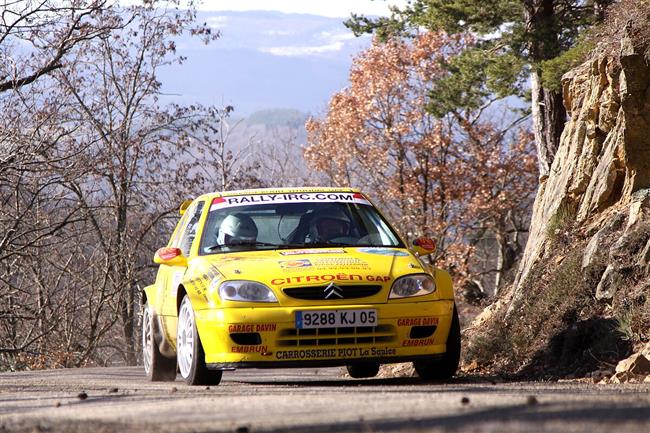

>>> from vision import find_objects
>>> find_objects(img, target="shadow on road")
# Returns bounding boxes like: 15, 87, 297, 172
208, 401, 650, 433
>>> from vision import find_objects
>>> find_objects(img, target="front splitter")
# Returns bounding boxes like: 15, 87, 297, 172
207, 354, 444, 370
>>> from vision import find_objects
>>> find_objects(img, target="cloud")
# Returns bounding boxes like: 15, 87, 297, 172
259, 42, 345, 56
318, 31, 356, 42
205, 15, 229, 28
263, 29, 294, 36
257, 27, 368, 57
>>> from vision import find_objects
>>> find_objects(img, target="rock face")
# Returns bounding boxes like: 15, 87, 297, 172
511, 32, 650, 305
465, 7, 650, 379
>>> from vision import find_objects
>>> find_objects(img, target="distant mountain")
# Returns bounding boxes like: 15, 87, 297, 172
157, 11, 369, 115
247, 109, 309, 128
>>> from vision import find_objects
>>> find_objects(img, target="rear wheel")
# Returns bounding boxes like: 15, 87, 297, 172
346, 362, 380, 378
414, 305, 461, 381
177, 295, 223, 386
142, 301, 177, 381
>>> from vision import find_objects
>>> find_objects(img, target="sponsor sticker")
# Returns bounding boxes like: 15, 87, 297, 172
228, 323, 277, 333
402, 338, 435, 347
217, 255, 269, 263
358, 248, 409, 257
279, 249, 345, 256
275, 347, 397, 360
270, 273, 390, 285
278, 259, 312, 269
190, 265, 223, 295
232, 345, 269, 354
211, 192, 370, 211
280, 257, 370, 273
397, 317, 439, 327
313, 257, 369, 268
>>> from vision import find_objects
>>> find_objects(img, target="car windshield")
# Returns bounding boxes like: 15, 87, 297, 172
199, 192, 403, 254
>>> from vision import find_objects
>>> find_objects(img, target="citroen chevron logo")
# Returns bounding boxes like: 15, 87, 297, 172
323, 282, 344, 299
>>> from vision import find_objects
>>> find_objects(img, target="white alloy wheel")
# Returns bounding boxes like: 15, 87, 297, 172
175, 295, 223, 385
141, 300, 176, 381
177, 296, 195, 380
142, 306, 154, 376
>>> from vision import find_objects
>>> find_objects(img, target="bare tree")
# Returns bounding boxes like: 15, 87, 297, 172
253, 125, 314, 187
0, 1, 225, 369
0, 0, 127, 365
0, 0, 121, 93
52, 2, 216, 365
178, 105, 265, 192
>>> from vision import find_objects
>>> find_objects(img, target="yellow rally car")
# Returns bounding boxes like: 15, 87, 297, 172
141, 187, 460, 385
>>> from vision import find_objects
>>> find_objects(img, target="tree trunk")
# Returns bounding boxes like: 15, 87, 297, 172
495, 229, 519, 295
530, 71, 565, 179
524, 0, 566, 179
494, 231, 505, 294
116, 157, 137, 366
121, 286, 136, 366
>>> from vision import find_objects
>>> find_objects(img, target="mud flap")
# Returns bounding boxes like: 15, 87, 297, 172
152, 312, 176, 359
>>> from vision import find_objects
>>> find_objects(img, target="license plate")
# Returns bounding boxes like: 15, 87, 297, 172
295, 309, 377, 329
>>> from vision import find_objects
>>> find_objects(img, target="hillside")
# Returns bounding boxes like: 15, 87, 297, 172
465, 1, 650, 382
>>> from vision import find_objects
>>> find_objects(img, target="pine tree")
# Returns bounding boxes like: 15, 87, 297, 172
346, 0, 613, 179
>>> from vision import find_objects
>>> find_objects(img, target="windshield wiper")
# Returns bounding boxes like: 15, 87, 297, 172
304, 241, 349, 247
206, 241, 355, 252
205, 242, 283, 251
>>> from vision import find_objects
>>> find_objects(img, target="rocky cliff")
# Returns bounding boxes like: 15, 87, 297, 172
512, 31, 650, 304
466, 24, 650, 379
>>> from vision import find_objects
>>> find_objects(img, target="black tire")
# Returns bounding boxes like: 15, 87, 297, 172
414, 305, 461, 381
142, 301, 177, 382
177, 296, 223, 386
346, 362, 380, 378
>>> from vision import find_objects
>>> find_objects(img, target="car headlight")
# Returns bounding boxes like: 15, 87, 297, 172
389, 275, 436, 299
218, 280, 278, 303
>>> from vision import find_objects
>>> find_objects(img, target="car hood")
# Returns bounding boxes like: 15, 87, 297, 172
206, 247, 424, 295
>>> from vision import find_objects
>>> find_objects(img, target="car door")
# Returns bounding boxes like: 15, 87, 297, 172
160, 200, 205, 318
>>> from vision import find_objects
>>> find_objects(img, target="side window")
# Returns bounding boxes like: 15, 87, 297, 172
168, 210, 191, 248
177, 201, 205, 256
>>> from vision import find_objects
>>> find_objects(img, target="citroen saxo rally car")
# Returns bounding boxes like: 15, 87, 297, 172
142, 187, 460, 385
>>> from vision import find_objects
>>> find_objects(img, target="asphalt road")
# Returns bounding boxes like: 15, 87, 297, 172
0, 367, 649, 433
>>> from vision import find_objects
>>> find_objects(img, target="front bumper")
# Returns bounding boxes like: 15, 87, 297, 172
194, 300, 455, 367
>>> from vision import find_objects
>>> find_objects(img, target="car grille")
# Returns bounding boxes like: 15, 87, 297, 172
283, 284, 382, 300
276, 325, 396, 347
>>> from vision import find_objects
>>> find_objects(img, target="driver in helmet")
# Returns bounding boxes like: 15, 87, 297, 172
217, 213, 258, 247
309, 208, 352, 242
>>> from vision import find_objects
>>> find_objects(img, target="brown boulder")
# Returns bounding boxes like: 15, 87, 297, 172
642, 342, 650, 358
615, 353, 650, 375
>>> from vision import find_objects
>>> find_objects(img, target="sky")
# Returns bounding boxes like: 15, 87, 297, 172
152, 1, 411, 115
195, 0, 409, 18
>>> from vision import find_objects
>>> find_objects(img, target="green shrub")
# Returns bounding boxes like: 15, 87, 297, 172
541, 39, 595, 93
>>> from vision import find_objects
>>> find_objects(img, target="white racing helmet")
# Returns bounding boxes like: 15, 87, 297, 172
217, 213, 258, 245
309, 207, 352, 242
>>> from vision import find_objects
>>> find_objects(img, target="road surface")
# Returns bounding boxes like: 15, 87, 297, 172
0, 367, 649, 432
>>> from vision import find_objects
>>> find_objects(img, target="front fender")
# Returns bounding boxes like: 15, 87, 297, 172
434, 268, 455, 300
143, 284, 158, 311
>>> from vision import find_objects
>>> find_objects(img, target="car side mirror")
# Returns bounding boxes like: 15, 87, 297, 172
154, 247, 188, 267
412, 237, 436, 256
